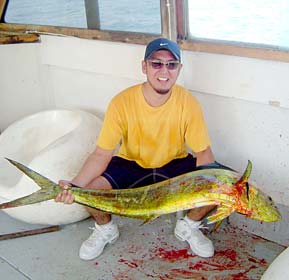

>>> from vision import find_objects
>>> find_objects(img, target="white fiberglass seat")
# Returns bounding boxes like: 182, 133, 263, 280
0, 109, 102, 225
261, 246, 289, 280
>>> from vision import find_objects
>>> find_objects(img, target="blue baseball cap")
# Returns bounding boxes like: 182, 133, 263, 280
144, 38, 181, 62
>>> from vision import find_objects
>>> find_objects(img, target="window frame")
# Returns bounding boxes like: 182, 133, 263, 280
179, 0, 289, 63
1, 0, 289, 62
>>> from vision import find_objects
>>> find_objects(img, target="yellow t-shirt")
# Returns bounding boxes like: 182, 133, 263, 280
97, 84, 211, 168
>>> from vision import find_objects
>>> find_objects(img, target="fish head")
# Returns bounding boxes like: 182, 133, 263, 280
238, 181, 281, 222
232, 160, 281, 222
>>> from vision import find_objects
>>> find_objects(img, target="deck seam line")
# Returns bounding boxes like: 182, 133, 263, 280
0, 255, 32, 279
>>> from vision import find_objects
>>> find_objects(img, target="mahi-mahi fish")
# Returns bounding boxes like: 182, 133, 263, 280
0, 158, 281, 224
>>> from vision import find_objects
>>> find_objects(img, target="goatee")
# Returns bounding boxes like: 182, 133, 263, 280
155, 89, 170, 95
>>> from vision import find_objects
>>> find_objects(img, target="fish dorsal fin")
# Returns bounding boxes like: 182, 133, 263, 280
236, 160, 252, 185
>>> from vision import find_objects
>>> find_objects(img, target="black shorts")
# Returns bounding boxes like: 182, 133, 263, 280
102, 154, 197, 189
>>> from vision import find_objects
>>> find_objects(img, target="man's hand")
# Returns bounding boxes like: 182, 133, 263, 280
55, 180, 75, 204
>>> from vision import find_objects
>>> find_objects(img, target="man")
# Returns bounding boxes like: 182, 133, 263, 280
56, 37, 217, 260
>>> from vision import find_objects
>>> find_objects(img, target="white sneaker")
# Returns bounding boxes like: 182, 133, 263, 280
174, 216, 214, 258
79, 220, 119, 260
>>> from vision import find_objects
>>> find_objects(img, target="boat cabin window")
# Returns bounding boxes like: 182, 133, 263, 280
5, 0, 88, 28
98, 1, 161, 34
1, 0, 289, 62
187, 0, 289, 49
4, 0, 161, 34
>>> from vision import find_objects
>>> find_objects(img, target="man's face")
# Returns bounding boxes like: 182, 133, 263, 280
142, 50, 182, 95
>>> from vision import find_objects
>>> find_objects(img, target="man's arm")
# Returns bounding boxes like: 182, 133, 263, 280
195, 146, 214, 167
71, 146, 115, 187
195, 146, 234, 171
55, 146, 114, 203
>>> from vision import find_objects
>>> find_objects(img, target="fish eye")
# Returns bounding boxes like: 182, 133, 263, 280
268, 196, 273, 201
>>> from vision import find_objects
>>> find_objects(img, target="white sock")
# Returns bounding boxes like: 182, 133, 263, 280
183, 215, 202, 226
95, 219, 114, 229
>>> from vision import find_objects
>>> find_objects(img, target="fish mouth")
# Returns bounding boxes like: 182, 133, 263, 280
269, 210, 282, 222
251, 209, 282, 222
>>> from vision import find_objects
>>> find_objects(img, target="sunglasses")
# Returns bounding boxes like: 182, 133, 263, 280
147, 59, 180, 70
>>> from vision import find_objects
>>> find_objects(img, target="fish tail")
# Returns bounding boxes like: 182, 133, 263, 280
0, 189, 56, 209
0, 158, 61, 209
5, 158, 59, 190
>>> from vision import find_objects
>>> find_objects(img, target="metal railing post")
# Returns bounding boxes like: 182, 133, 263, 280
84, 0, 100, 29
160, 0, 177, 41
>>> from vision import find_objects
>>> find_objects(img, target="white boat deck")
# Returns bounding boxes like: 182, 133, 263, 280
0, 210, 285, 280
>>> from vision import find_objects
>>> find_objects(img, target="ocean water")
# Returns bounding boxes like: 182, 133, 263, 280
188, 0, 289, 48
5, 0, 289, 48
5, 0, 162, 34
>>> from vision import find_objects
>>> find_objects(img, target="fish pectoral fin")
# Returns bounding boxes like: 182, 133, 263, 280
204, 205, 235, 225
139, 215, 160, 225
210, 220, 223, 232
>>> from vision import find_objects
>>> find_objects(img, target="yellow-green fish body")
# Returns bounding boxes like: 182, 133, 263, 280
0, 159, 281, 224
